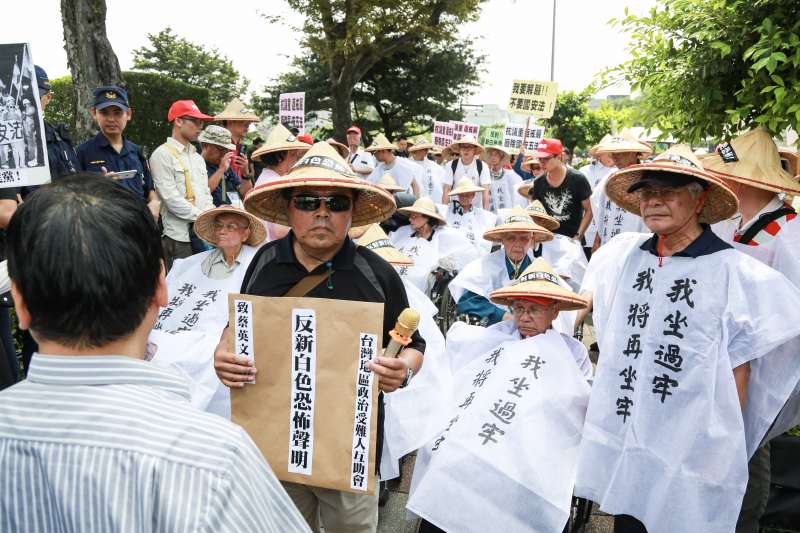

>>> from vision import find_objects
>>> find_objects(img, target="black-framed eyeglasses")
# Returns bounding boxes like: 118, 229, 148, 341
292, 195, 352, 212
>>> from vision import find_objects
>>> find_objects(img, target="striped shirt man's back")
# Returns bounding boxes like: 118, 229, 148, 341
0, 354, 310, 533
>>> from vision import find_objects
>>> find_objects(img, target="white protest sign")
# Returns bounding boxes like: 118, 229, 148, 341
502, 123, 545, 152
450, 120, 480, 141
0, 43, 49, 187
432, 120, 453, 148
279, 92, 305, 134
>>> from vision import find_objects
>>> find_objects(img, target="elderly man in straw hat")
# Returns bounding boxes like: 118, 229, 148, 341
484, 145, 526, 213
365, 133, 421, 196
149, 205, 266, 417
253, 123, 311, 187
448, 207, 553, 327
215, 98, 260, 182
408, 258, 592, 533
589, 130, 652, 252
574, 145, 800, 533
213, 141, 425, 533
445, 178, 499, 254
700, 128, 800, 533
409, 136, 445, 202
441, 134, 491, 208
198, 125, 250, 207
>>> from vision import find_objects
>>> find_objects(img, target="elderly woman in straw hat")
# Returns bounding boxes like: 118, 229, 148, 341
588, 130, 652, 252
448, 207, 556, 328
441, 134, 491, 208
407, 258, 592, 533
389, 196, 474, 292
483, 145, 526, 213
148, 205, 266, 417
445, 177, 500, 254
409, 136, 445, 201
252, 123, 311, 187
215, 141, 425, 532
365, 133, 421, 196
573, 145, 800, 533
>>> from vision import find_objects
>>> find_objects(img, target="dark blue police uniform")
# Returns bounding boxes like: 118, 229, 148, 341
75, 86, 153, 200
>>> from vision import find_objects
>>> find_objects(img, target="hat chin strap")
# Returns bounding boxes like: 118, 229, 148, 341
655, 190, 708, 267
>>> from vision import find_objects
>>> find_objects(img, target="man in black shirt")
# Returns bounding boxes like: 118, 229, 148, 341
529, 138, 593, 241
213, 141, 423, 533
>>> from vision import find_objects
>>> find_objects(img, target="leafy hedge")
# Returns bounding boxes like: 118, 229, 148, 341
44, 71, 211, 154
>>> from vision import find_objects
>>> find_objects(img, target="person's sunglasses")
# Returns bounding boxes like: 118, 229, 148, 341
292, 195, 352, 212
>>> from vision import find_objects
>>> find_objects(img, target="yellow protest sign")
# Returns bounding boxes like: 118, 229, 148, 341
508, 80, 559, 118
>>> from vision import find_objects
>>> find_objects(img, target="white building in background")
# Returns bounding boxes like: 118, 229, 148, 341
463, 104, 508, 126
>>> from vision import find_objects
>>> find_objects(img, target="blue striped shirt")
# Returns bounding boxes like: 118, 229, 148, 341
0, 354, 310, 533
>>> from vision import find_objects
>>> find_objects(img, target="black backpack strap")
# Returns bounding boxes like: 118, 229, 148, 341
451, 159, 458, 174
476, 158, 483, 174
243, 245, 278, 293
353, 250, 386, 300
738, 207, 796, 245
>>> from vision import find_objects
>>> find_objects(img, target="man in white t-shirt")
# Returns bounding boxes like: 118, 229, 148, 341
409, 136, 444, 201
365, 133, 421, 196
345, 125, 376, 178
441, 134, 491, 208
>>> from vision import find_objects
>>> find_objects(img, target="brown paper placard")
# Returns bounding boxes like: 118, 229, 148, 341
229, 294, 383, 495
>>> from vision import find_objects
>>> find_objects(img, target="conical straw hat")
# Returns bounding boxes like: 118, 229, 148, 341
589, 134, 614, 156
326, 138, 350, 159
378, 174, 405, 193
397, 196, 446, 224
244, 141, 397, 226
252, 123, 311, 160
448, 177, 486, 196
592, 129, 653, 155
490, 258, 588, 311
525, 200, 560, 231
408, 136, 434, 152
356, 224, 414, 266
448, 134, 484, 155
605, 144, 738, 224
483, 206, 553, 243
214, 98, 260, 122
365, 133, 398, 152
700, 128, 800, 196
193, 205, 267, 247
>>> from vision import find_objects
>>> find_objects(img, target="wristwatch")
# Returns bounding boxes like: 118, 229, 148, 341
400, 367, 414, 388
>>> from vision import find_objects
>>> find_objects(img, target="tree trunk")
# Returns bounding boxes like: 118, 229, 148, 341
329, 81, 353, 141
60, 0, 122, 143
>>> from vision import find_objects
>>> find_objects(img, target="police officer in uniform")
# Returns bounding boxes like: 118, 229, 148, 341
77, 86, 160, 219
35, 66, 79, 184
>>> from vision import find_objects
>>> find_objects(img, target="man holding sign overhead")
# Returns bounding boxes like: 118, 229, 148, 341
214, 141, 425, 533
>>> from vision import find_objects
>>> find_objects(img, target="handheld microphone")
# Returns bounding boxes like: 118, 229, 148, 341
383, 308, 420, 358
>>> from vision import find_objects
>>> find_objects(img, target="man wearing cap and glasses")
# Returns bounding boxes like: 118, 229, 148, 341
149, 100, 216, 270
214, 142, 425, 533
76, 86, 160, 220
575, 145, 800, 533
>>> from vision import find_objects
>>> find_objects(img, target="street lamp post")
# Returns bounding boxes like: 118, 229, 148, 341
550, 0, 556, 81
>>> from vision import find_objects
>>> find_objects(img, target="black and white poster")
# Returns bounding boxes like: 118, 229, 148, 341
0, 43, 49, 187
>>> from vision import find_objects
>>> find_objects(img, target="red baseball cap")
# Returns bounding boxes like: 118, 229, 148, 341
298, 133, 314, 145
530, 138, 564, 158
167, 100, 214, 122
346, 125, 361, 135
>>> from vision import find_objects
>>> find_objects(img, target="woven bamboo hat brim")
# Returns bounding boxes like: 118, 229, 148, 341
193, 205, 267, 247
605, 144, 738, 225
365, 133, 398, 153
408, 136, 435, 152
593, 129, 653, 155
448, 177, 486, 196
356, 224, 414, 266
778, 148, 800, 179
214, 98, 260, 122
447, 134, 484, 155
699, 128, 800, 196
521, 156, 543, 171
483, 207, 553, 243
326, 138, 350, 159
397, 196, 446, 224
442, 146, 458, 158
252, 123, 311, 161
431, 146, 443, 156
517, 180, 533, 199
589, 134, 614, 157
525, 200, 560, 231
378, 174, 405, 193
490, 258, 588, 311
243, 141, 397, 226
483, 145, 511, 164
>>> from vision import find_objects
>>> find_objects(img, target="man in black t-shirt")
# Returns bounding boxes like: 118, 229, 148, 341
528, 138, 593, 241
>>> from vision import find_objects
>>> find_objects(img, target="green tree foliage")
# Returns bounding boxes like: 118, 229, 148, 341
254, 41, 484, 141
44, 72, 211, 153
603, 0, 800, 144
274, 0, 485, 137
131, 27, 247, 112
